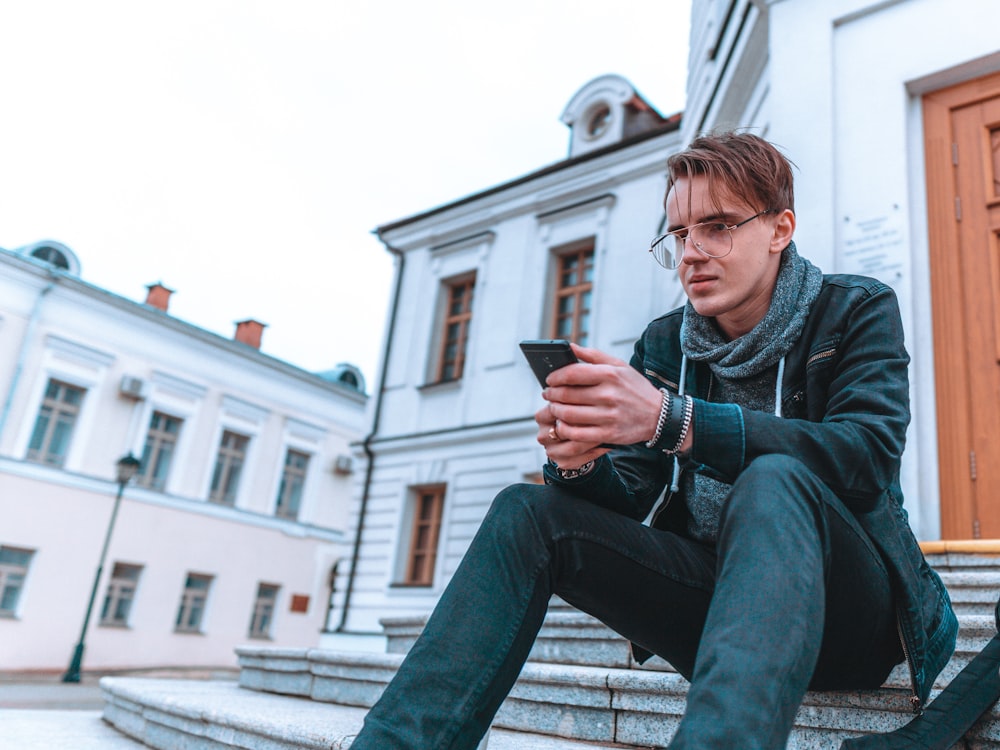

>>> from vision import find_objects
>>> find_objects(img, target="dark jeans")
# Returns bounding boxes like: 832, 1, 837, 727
351, 455, 902, 750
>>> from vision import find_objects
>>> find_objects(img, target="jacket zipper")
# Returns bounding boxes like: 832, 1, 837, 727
895, 613, 923, 713
806, 348, 836, 367
644, 368, 678, 391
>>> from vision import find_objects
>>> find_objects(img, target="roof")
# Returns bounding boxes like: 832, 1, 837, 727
375, 112, 682, 236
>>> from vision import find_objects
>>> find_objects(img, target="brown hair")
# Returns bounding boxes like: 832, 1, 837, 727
665, 131, 795, 215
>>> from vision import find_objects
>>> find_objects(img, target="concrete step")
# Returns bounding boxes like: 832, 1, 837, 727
381, 610, 995, 682
381, 552, 1000, 671
98, 552, 1000, 749
935, 569, 1000, 616
223, 649, 1000, 748
99, 677, 639, 749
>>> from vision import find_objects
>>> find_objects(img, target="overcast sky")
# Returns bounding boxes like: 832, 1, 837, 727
0, 1, 690, 388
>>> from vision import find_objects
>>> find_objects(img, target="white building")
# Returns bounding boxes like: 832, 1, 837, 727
0, 241, 367, 673
679, 0, 1000, 542
328, 75, 685, 642
330, 0, 1000, 647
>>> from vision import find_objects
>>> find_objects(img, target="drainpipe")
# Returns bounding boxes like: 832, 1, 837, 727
0, 272, 58, 446
336, 232, 405, 632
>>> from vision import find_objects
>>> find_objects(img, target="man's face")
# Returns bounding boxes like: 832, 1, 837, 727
666, 174, 792, 340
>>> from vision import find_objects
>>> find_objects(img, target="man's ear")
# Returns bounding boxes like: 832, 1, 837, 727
769, 209, 796, 253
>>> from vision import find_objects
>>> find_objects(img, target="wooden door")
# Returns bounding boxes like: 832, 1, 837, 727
923, 71, 1000, 539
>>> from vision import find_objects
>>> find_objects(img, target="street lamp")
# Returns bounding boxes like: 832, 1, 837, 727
62, 452, 141, 683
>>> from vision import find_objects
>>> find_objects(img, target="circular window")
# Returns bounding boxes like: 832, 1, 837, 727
31, 245, 70, 270
585, 104, 612, 139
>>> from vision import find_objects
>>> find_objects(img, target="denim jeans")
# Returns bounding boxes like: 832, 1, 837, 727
350, 455, 902, 750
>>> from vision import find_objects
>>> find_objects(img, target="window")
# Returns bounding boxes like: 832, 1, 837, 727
275, 449, 309, 520
26, 379, 85, 466
0, 547, 34, 616
100, 563, 142, 626
137, 411, 182, 491
30, 245, 70, 270
209, 430, 249, 505
436, 275, 475, 382
404, 486, 445, 586
551, 246, 594, 346
175, 573, 213, 633
248, 582, 280, 638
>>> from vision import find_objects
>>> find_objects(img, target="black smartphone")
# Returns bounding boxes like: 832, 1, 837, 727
519, 339, 577, 387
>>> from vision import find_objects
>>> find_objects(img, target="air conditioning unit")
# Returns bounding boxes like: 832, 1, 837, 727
332, 455, 353, 475
118, 375, 147, 400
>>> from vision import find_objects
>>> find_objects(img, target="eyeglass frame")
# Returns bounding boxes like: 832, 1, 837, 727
648, 208, 778, 270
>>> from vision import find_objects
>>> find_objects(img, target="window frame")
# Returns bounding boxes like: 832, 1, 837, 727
99, 562, 143, 627
136, 411, 183, 491
248, 582, 280, 639
175, 572, 213, 633
433, 273, 476, 383
26, 379, 86, 467
275, 448, 310, 520
549, 241, 595, 347
209, 429, 250, 505
0, 546, 35, 617
399, 485, 446, 587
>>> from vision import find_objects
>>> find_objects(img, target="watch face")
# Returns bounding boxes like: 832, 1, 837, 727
586, 104, 612, 138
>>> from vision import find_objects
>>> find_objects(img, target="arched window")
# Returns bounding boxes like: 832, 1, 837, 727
30, 245, 70, 270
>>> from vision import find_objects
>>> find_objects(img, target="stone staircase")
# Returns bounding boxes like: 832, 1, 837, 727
99, 550, 1000, 749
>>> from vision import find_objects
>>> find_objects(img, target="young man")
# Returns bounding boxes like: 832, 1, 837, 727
350, 132, 957, 749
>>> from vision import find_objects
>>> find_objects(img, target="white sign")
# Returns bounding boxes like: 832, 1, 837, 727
841, 208, 905, 281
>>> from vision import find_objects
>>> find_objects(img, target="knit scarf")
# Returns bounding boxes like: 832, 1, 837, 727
680, 241, 823, 378
678, 241, 823, 541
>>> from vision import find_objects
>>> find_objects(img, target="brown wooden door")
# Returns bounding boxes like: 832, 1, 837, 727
924, 71, 1000, 539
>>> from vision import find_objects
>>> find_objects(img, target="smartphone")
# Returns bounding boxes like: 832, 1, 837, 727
519, 339, 577, 387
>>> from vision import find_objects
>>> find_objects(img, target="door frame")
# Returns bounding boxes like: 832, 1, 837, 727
922, 70, 1000, 539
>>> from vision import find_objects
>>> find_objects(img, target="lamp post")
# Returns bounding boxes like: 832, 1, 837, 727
62, 452, 141, 683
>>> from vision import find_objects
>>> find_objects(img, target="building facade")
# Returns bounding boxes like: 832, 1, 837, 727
680, 0, 1000, 542
329, 0, 1000, 646
0, 241, 367, 672
328, 75, 685, 641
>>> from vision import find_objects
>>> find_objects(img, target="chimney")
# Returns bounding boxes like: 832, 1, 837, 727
234, 319, 267, 349
144, 282, 174, 312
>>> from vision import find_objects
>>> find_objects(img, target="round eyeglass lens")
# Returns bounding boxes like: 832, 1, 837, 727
650, 234, 683, 269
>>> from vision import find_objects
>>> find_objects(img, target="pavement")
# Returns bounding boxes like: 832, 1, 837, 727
0, 671, 234, 749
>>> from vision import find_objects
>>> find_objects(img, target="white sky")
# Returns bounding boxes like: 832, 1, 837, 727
0, 1, 690, 388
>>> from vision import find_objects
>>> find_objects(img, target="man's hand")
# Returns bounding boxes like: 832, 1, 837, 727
533, 344, 664, 466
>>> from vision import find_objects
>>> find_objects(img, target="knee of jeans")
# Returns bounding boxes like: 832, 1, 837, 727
720, 454, 820, 528
488, 483, 569, 533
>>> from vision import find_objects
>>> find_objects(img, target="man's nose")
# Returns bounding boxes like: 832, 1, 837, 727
680, 236, 705, 264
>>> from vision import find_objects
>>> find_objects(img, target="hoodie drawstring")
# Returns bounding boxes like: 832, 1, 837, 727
668, 355, 785, 494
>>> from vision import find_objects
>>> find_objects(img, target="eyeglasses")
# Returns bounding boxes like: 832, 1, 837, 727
649, 209, 777, 270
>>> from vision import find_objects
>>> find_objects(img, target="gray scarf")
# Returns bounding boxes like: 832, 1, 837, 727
680, 241, 823, 378
677, 242, 823, 541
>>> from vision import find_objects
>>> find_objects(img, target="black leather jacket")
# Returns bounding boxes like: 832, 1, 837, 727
544, 274, 957, 708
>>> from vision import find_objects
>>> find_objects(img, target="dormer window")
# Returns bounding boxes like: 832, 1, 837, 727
561, 74, 671, 158
30, 245, 70, 270
585, 103, 613, 139
15, 240, 81, 275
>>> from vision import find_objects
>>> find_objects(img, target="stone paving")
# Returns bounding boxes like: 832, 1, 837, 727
2, 709, 148, 749
0, 674, 144, 749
